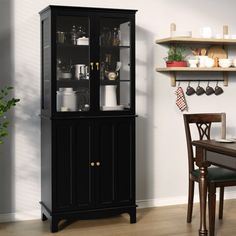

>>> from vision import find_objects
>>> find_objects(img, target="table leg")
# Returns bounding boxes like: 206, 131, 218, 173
198, 166, 208, 236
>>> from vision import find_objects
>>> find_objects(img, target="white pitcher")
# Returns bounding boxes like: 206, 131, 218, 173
104, 85, 117, 107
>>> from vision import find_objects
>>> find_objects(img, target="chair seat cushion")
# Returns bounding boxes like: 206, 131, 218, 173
192, 167, 236, 183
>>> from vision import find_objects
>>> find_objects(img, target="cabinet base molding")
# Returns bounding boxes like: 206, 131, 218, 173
40, 202, 136, 233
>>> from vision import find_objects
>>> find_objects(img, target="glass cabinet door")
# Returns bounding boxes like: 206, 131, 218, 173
99, 18, 131, 111
56, 16, 90, 112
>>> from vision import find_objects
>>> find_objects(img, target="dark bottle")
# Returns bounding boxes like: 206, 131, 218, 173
112, 28, 120, 46
71, 25, 77, 45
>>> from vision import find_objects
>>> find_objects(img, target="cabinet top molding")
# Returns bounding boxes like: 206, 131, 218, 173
156, 37, 236, 45
39, 5, 138, 15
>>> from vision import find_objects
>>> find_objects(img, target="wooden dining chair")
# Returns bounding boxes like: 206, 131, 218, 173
183, 113, 236, 236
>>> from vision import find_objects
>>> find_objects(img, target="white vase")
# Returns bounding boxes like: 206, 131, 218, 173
104, 85, 117, 107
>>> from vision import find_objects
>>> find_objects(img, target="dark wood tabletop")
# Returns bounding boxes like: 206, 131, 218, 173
192, 140, 236, 158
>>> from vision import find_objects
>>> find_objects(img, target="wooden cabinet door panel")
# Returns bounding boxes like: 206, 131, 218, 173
116, 120, 134, 204
95, 118, 135, 207
74, 120, 95, 209
96, 121, 115, 206
53, 121, 74, 211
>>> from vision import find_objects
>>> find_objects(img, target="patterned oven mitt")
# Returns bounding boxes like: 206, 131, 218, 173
175, 86, 188, 112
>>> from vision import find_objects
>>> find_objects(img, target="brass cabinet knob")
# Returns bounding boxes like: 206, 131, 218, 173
90, 62, 94, 71
95, 62, 99, 70
90, 162, 95, 167
96, 161, 100, 166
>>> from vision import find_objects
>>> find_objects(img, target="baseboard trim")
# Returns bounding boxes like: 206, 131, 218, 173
137, 190, 236, 209
1, 191, 236, 222
0, 210, 40, 223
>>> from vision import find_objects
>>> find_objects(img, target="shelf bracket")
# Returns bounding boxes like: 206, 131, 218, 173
223, 72, 228, 86
223, 25, 229, 37
170, 23, 176, 37
170, 72, 176, 86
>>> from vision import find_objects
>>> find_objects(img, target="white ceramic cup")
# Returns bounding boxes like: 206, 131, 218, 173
205, 58, 214, 68
233, 59, 236, 67
223, 34, 230, 39
198, 56, 208, 67
75, 64, 85, 80
61, 106, 69, 111
200, 27, 212, 38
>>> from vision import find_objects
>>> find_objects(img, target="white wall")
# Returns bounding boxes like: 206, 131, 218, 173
1, 0, 236, 221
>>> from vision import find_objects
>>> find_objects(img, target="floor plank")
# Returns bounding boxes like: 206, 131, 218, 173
1, 200, 236, 235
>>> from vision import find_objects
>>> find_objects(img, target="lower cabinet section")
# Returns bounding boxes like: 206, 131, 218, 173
41, 117, 136, 232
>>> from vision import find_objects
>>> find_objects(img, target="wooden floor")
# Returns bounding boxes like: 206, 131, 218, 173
1, 200, 236, 236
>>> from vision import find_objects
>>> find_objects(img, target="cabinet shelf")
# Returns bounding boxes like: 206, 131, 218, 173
101, 45, 130, 49
100, 80, 130, 85
57, 79, 89, 88
57, 43, 89, 48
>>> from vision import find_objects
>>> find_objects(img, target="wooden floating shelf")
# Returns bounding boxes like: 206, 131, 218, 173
155, 67, 236, 87
155, 24, 236, 87
156, 37, 236, 45
156, 67, 236, 72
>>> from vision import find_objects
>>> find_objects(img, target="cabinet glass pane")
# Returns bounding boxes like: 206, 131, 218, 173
99, 18, 131, 111
56, 16, 90, 112
42, 18, 51, 110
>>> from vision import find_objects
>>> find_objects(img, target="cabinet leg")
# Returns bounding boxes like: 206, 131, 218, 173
41, 213, 48, 221
50, 218, 59, 233
129, 208, 137, 224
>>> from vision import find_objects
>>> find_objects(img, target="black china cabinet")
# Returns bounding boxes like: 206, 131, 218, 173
39, 5, 137, 232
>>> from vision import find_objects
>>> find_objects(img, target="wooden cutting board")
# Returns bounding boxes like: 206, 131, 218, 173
207, 46, 227, 59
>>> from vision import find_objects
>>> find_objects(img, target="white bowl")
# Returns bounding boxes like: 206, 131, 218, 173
233, 59, 236, 67
205, 58, 214, 68
188, 59, 198, 68
219, 59, 232, 68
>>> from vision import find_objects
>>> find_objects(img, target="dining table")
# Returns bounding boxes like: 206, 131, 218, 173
192, 139, 236, 236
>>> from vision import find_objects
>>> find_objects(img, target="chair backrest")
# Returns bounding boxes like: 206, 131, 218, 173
183, 113, 226, 173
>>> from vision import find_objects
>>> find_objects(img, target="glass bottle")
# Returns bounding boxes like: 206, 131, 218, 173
71, 25, 77, 45
112, 28, 120, 46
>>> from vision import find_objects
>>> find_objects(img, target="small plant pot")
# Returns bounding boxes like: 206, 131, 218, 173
166, 61, 187, 67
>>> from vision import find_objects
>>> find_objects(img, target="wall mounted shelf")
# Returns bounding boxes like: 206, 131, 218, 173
156, 24, 236, 86
156, 67, 234, 86
156, 67, 236, 72
156, 37, 236, 45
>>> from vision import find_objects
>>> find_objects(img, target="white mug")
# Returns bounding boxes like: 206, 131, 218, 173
200, 27, 212, 38
75, 64, 85, 80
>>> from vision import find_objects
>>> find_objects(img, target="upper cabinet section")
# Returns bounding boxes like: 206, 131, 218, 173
56, 16, 91, 112
40, 6, 137, 117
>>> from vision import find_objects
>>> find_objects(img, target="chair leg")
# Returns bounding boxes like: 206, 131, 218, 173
219, 186, 224, 220
187, 179, 194, 223
208, 184, 216, 236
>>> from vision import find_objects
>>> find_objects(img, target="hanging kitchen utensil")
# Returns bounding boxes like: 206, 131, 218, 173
186, 81, 196, 96
196, 81, 205, 96
175, 83, 188, 112
205, 81, 215, 96
215, 81, 224, 95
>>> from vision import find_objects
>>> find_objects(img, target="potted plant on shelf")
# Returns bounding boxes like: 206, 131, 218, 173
0, 87, 20, 144
164, 46, 187, 67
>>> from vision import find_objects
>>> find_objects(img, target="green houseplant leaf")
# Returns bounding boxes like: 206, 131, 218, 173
0, 87, 20, 144
164, 45, 186, 62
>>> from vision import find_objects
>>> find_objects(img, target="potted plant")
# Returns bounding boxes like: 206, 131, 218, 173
0, 87, 20, 144
164, 46, 187, 67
